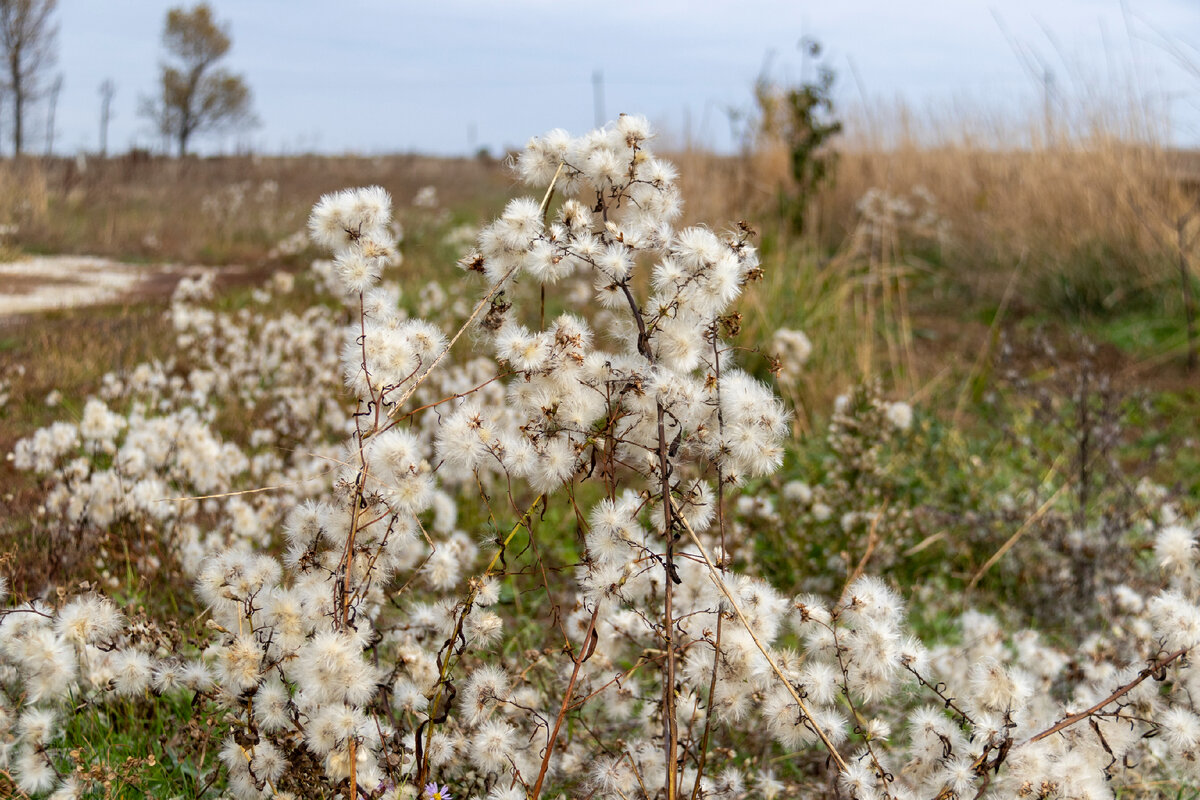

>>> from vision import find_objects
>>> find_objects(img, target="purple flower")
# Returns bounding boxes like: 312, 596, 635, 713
424, 782, 453, 800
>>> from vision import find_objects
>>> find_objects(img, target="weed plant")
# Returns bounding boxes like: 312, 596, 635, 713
1, 119, 1200, 800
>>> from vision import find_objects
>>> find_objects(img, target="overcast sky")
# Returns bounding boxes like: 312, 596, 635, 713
35, 0, 1200, 156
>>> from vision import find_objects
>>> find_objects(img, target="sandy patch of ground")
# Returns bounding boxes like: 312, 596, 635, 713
0, 255, 241, 317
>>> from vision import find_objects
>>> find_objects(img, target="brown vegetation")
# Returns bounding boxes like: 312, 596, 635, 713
0, 152, 513, 266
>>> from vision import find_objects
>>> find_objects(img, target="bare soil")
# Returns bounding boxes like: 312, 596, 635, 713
0, 255, 246, 321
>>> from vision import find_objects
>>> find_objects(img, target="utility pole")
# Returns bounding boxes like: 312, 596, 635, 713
99, 78, 115, 157
44, 72, 62, 156
592, 69, 605, 128
1042, 67, 1056, 145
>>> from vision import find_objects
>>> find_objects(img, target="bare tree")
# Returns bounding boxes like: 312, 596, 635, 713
98, 78, 115, 156
0, 0, 58, 156
139, 3, 255, 157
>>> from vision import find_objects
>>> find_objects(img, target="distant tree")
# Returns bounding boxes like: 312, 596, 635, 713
139, 3, 255, 157
780, 39, 841, 234
753, 37, 843, 234
0, 0, 59, 156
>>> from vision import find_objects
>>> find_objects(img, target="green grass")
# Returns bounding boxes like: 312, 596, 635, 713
59, 691, 230, 799
1087, 307, 1192, 359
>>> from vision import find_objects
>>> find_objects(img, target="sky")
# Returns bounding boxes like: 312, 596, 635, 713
26, 0, 1200, 157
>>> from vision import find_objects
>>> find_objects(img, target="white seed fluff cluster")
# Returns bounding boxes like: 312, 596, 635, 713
771, 327, 813, 383
4, 119, 1200, 800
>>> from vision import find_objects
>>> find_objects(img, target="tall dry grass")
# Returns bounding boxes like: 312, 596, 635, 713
822, 143, 1192, 309
0, 153, 514, 266
683, 107, 1198, 304
670, 74, 1200, 412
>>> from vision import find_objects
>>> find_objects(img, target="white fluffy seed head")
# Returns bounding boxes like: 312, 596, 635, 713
1157, 525, 1197, 574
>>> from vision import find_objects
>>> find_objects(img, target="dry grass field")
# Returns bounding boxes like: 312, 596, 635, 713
0, 128, 1195, 499
0, 111, 1198, 798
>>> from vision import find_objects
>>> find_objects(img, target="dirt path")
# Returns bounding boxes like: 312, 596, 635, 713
0, 255, 246, 318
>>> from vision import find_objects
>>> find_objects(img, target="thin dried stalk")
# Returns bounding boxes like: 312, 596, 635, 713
670, 498, 849, 774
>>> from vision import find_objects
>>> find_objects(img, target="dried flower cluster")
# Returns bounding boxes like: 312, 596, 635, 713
3, 118, 1200, 800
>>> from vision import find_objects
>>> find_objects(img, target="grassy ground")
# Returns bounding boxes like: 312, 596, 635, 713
0, 153, 514, 267
1, 143, 1196, 564
0, 142, 1197, 797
